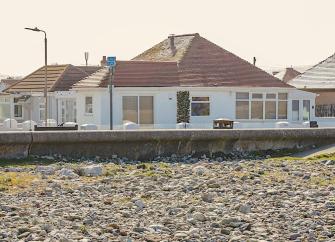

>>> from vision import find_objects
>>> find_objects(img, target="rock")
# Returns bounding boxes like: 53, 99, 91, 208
201, 192, 215, 203
192, 212, 207, 222
325, 160, 335, 165
238, 204, 251, 214
192, 166, 207, 176
134, 199, 146, 210
36, 166, 56, 175
57, 168, 79, 179
289, 233, 301, 240
79, 165, 103, 177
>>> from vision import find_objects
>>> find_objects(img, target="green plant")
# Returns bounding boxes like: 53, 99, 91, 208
177, 91, 190, 123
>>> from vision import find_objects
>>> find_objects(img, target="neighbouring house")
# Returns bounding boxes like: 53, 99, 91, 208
274, 67, 301, 83
288, 53, 335, 118
3, 65, 100, 124
73, 33, 316, 129
0, 77, 21, 92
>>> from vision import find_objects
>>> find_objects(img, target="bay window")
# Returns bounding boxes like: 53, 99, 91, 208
265, 94, 276, 119
191, 97, 210, 116
278, 93, 288, 119
235, 92, 288, 120
236, 92, 249, 119
251, 93, 263, 119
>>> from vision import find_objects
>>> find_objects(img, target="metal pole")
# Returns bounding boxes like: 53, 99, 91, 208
44, 32, 48, 127
109, 66, 114, 130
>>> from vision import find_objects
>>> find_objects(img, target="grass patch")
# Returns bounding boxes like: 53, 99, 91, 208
0, 157, 56, 168
0, 172, 38, 191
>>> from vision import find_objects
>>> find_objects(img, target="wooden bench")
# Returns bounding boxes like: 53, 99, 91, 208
213, 118, 234, 129
34, 125, 78, 131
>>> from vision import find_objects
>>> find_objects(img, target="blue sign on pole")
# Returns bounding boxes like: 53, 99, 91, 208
107, 56, 116, 67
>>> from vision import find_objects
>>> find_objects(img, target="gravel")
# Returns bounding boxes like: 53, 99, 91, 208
0, 157, 334, 241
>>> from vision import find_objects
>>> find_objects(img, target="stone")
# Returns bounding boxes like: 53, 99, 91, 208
57, 168, 79, 179
238, 204, 251, 214
201, 192, 215, 203
79, 165, 103, 177
36, 166, 56, 175
192, 212, 207, 222
192, 166, 207, 176
134, 199, 146, 210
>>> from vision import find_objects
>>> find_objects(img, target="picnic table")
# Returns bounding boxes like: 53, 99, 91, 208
213, 118, 234, 129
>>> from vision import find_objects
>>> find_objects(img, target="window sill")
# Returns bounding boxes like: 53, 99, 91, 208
84, 113, 94, 116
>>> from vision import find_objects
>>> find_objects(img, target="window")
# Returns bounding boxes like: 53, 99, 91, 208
278, 93, 288, 119
191, 97, 210, 116
0, 97, 10, 120
236, 92, 249, 119
251, 93, 263, 119
85, 96, 93, 114
39, 104, 45, 121
14, 98, 23, 118
265, 94, 276, 119
122, 96, 154, 125
292, 100, 299, 121
303, 100, 310, 121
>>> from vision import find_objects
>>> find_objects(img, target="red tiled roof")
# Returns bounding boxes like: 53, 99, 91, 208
275, 67, 301, 83
74, 61, 179, 88
134, 34, 293, 88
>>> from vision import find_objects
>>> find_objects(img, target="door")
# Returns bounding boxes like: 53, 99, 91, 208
60, 99, 77, 123
303, 100, 310, 121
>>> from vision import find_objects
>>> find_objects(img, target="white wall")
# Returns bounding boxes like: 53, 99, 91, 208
75, 87, 317, 130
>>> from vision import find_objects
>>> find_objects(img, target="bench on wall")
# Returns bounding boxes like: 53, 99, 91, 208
34, 125, 78, 131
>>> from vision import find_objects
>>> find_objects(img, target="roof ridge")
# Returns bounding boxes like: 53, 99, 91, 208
49, 64, 71, 92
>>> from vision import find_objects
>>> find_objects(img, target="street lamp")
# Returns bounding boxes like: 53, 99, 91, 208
25, 27, 48, 126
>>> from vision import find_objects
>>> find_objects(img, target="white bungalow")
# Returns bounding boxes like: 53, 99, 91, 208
73, 33, 317, 129
3, 65, 99, 126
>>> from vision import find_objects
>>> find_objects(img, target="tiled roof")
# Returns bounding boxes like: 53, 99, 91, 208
275, 67, 301, 83
134, 34, 292, 88
5, 65, 100, 93
289, 53, 335, 89
74, 61, 179, 88
0, 77, 21, 86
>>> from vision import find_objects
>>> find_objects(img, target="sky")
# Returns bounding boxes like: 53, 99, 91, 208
1, 0, 335, 76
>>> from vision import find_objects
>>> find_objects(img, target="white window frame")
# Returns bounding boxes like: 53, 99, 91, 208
85, 96, 93, 115
251, 93, 264, 120
39, 103, 45, 121
265, 93, 277, 120
235, 92, 288, 120
236, 92, 250, 120
278, 93, 288, 120
13, 98, 23, 119
191, 96, 210, 117
122, 95, 155, 125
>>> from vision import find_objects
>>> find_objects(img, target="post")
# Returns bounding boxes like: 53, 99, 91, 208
44, 32, 48, 127
109, 66, 115, 130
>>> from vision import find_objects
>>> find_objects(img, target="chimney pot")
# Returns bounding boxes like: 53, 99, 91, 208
168, 34, 177, 56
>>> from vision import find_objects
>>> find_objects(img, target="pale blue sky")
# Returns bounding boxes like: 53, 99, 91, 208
1, 0, 334, 76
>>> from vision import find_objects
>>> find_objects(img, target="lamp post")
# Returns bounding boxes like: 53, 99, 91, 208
25, 27, 48, 126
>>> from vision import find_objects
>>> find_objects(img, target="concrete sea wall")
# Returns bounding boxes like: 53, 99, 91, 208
0, 128, 335, 160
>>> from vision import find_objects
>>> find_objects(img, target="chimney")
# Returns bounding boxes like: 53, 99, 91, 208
253, 57, 256, 66
100, 56, 107, 66
168, 34, 177, 56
